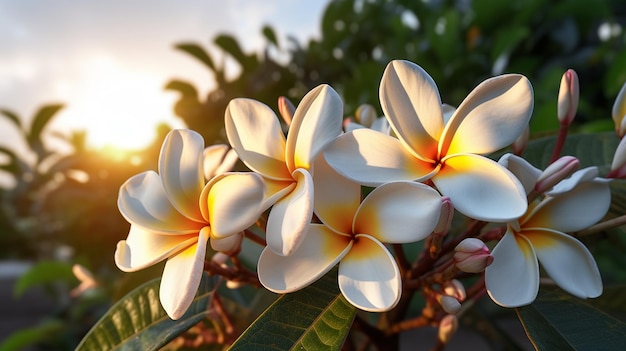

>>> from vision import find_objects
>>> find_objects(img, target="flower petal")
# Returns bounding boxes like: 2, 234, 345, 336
204, 172, 266, 238
286, 84, 343, 171
433, 154, 527, 221
498, 153, 541, 194
379, 60, 443, 162
485, 230, 539, 307
524, 228, 602, 299
313, 156, 361, 234
203, 144, 237, 179
354, 181, 441, 243
210, 231, 243, 254
118, 171, 205, 234
441, 74, 533, 156
266, 169, 314, 256
323, 129, 434, 187
160, 227, 210, 319
258, 224, 351, 292
114, 225, 198, 272
225, 98, 291, 180
339, 234, 401, 312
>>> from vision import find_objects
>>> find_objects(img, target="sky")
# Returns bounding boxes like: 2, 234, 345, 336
0, 0, 330, 153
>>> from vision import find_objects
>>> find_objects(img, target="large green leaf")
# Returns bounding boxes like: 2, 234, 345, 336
0, 319, 64, 351
229, 269, 356, 351
516, 288, 626, 350
75, 274, 217, 351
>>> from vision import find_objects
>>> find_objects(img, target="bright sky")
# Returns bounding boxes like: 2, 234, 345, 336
0, 0, 329, 153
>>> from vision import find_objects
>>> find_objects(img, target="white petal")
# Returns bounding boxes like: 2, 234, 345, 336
524, 228, 602, 299
114, 225, 198, 272
441, 74, 533, 156
313, 156, 361, 234
118, 171, 205, 234
498, 153, 541, 194
159, 129, 205, 222
286, 84, 343, 171
433, 154, 527, 222
258, 224, 351, 292
339, 234, 401, 312
354, 181, 441, 243
485, 230, 539, 307
210, 231, 243, 254
203, 172, 266, 238
225, 98, 291, 180
323, 129, 435, 187
160, 227, 210, 319
260, 178, 296, 211
546, 167, 601, 195
266, 169, 314, 256
203, 144, 237, 179
379, 60, 444, 162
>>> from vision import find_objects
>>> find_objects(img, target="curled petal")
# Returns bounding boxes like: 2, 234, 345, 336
498, 153, 541, 194
379, 60, 444, 162
210, 231, 243, 254
286, 84, 343, 171
323, 129, 434, 187
354, 181, 441, 243
339, 234, 401, 312
159, 129, 205, 222
114, 225, 198, 272
610, 136, 626, 177
258, 224, 351, 293
434, 154, 527, 222
160, 227, 210, 319
486, 231, 539, 307
524, 228, 602, 299
225, 98, 291, 180
613, 81, 626, 137
261, 178, 296, 211
546, 167, 600, 196
203, 144, 230, 179
118, 171, 205, 234
441, 74, 533, 156
266, 169, 314, 256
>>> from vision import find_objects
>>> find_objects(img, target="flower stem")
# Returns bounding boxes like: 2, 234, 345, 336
549, 125, 569, 164
574, 214, 626, 237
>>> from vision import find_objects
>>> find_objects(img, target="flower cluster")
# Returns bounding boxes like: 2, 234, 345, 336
115, 59, 616, 321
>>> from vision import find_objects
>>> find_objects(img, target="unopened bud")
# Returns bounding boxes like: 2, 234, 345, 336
437, 295, 462, 314
355, 104, 377, 127
442, 279, 466, 302
512, 126, 529, 156
438, 315, 459, 344
211, 252, 230, 266
278, 96, 295, 127
613, 81, 626, 138
535, 156, 580, 193
557, 69, 579, 126
609, 137, 626, 178
434, 197, 454, 235
454, 238, 494, 273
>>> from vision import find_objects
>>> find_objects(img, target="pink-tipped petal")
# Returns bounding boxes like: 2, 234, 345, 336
118, 171, 205, 234
225, 98, 291, 180
524, 228, 602, 299
266, 169, 314, 256
379, 60, 444, 162
339, 234, 401, 312
499, 153, 541, 194
258, 224, 351, 293
114, 225, 198, 272
354, 182, 441, 243
442, 74, 533, 156
286, 84, 343, 171
486, 230, 539, 307
159, 129, 205, 222
159, 227, 210, 319
313, 156, 361, 234
210, 231, 243, 254
434, 154, 527, 222
323, 129, 434, 187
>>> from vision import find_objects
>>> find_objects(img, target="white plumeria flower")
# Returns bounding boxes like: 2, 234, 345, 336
223, 84, 343, 256
324, 60, 533, 222
344, 104, 391, 134
258, 158, 442, 311
115, 129, 262, 319
485, 154, 609, 307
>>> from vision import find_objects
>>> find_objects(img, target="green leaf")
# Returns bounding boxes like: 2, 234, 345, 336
0, 319, 64, 351
516, 288, 626, 350
0, 108, 22, 130
174, 43, 216, 72
229, 269, 356, 351
76, 273, 217, 351
27, 104, 63, 157
14, 260, 76, 297
262, 25, 279, 48
214, 34, 252, 67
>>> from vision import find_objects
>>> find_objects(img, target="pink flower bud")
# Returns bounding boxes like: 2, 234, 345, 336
454, 238, 494, 273
613, 82, 626, 138
437, 295, 462, 314
438, 315, 458, 343
557, 69, 579, 126
434, 197, 454, 235
278, 96, 295, 127
535, 156, 580, 193
443, 279, 466, 302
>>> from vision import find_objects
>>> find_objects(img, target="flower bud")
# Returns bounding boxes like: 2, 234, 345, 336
278, 96, 295, 127
609, 136, 626, 178
438, 315, 459, 344
454, 238, 494, 273
70, 264, 98, 298
512, 126, 529, 156
437, 295, 462, 314
534, 156, 580, 193
557, 69, 579, 126
613, 81, 626, 138
355, 104, 377, 127
442, 279, 466, 302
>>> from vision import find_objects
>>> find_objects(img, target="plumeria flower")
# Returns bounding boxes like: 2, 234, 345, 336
324, 60, 534, 222
257, 158, 442, 311
223, 84, 343, 256
115, 129, 261, 319
344, 104, 391, 134
485, 154, 609, 307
